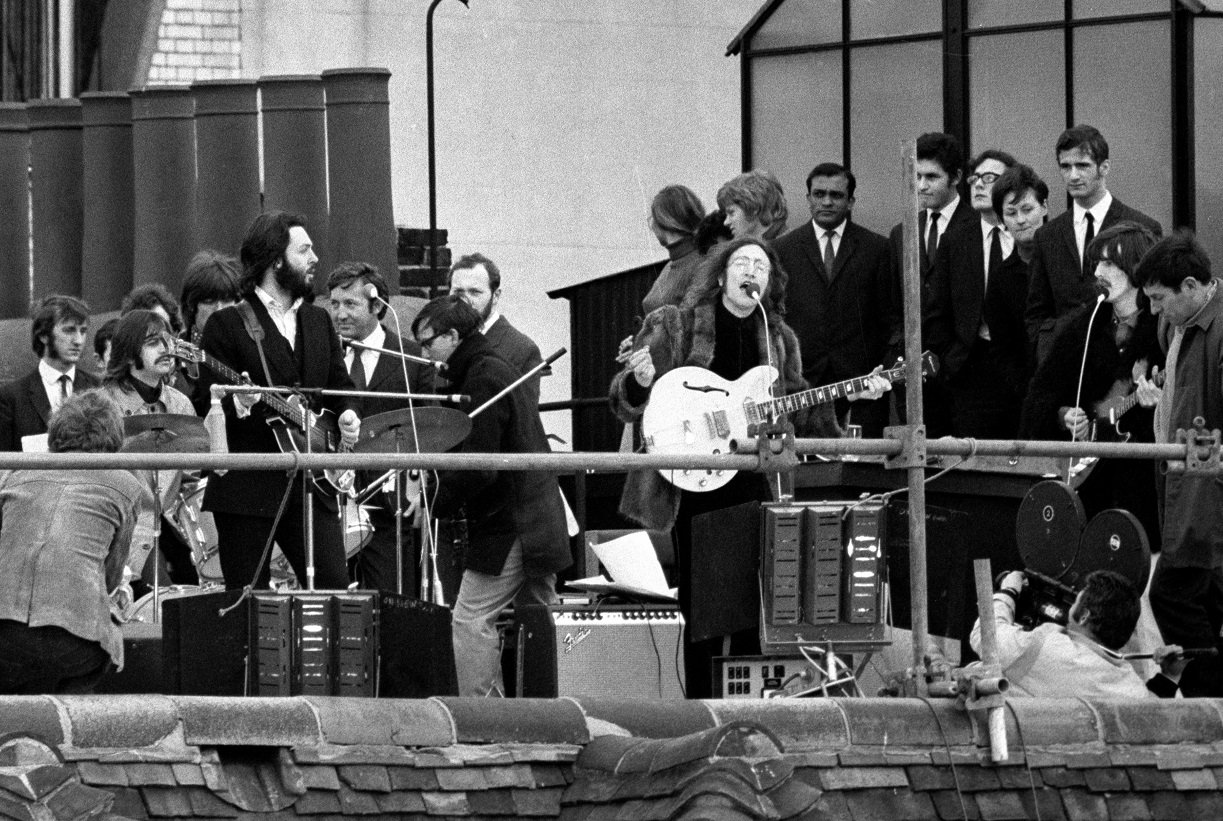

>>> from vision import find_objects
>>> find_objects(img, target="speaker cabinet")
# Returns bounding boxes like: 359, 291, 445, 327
516, 603, 685, 699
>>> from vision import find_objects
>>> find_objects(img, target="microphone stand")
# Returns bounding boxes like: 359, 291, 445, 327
468, 348, 567, 419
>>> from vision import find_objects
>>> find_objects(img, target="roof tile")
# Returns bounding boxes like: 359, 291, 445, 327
1185, 790, 1223, 816
1155, 748, 1210, 770
1126, 766, 1175, 791
1083, 766, 1131, 793
1005, 699, 1101, 747
374, 791, 428, 814
293, 789, 343, 814
436, 698, 589, 745
845, 786, 938, 821
185, 785, 241, 817
299, 765, 342, 791
1038, 767, 1086, 788
1017, 788, 1067, 821
337, 764, 392, 792
513, 786, 565, 816
841, 699, 973, 748
107, 786, 148, 819
569, 698, 715, 739
1169, 768, 1217, 791
304, 696, 455, 747
434, 767, 490, 791
928, 789, 980, 820
1105, 793, 1154, 821
1060, 788, 1107, 819
0, 697, 65, 747
837, 749, 890, 766
421, 790, 471, 815
1094, 699, 1223, 746
575, 736, 637, 774
482, 764, 538, 789
906, 765, 956, 791
169, 763, 205, 787
1109, 748, 1158, 767
42, 781, 115, 820
1063, 751, 1113, 769
75, 761, 129, 787
883, 750, 934, 766
788, 752, 840, 767
1146, 790, 1188, 819
465, 787, 519, 816
815, 766, 909, 791
970, 789, 1027, 821
121, 762, 177, 787
943, 765, 1001, 792
140, 785, 195, 817
532, 763, 571, 787
993, 766, 1040, 791
178, 697, 320, 747
337, 785, 382, 815
705, 699, 850, 753
291, 744, 414, 765
387, 766, 440, 791
59, 695, 179, 749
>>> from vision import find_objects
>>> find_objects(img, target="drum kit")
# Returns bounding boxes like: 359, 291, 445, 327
117, 405, 471, 624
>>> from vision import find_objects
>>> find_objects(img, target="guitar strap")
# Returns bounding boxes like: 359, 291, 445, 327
236, 300, 276, 389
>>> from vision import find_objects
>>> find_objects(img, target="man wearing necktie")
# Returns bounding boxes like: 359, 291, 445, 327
888, 132, 976, 437
0, 295, 99, 452
775, 162, 895, 436
1025, 124, 1163, 366
327, 262, 430, 594
924, 150, 1030, 438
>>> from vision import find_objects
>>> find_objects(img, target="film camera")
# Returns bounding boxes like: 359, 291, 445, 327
1008, 480, 1151, 630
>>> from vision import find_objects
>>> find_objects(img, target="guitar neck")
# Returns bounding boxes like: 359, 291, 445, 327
197, 349, 306, 428
757, 364, 908, 418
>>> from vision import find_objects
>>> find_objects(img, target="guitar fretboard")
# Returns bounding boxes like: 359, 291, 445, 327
184, 343, 308, 430
755, 364, 910, 418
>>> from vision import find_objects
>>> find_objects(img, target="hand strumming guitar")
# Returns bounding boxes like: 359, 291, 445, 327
338, 409, 361, 448
1135, 365, 1163, 409
628, 348, 655, 388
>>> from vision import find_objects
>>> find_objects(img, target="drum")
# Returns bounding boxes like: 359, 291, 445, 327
126, 584, 214, 624
341, 499, 375, 558
167, 479, 223, 584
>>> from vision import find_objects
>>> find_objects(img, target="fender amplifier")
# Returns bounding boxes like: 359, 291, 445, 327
515, 603, 686, 699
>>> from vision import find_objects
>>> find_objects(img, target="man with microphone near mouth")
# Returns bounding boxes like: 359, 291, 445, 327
327, 262, 431, 594
610, 236, 888, 698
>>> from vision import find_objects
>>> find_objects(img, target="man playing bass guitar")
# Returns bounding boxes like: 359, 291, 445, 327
192, 211, 360, 591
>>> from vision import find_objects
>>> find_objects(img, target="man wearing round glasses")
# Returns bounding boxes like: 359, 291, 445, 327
924, 149, 1031, 439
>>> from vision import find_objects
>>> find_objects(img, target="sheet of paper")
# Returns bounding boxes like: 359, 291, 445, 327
21, 433, 48, 453
592, 531, 671, 596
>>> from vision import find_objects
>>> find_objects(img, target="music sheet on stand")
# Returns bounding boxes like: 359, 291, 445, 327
569, 531, 678, 601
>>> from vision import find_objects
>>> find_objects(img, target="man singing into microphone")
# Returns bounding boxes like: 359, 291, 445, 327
609, 236, 888, 697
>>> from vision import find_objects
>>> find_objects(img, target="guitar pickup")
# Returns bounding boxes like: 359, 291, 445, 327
709, 409, 730, 440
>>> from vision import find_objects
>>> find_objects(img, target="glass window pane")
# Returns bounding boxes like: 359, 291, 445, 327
969, 30, 1067, 220
968, 0, 1063, 30
851, 0, 940, 40
751, 0, 841, 50
1073, 0, 1166, 20
749, 52, 844, 228
848, 40, 943, 235
1196, 19, 1223, 259
1073, 21, 1171, 230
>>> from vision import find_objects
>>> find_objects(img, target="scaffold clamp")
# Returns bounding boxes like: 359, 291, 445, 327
884, 423, 926, 469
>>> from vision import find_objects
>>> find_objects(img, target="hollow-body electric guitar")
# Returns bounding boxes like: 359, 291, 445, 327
641, 352, 938, 492
173, 339, 355, 496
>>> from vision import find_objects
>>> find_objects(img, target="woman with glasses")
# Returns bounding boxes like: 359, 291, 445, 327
610, 236, 885, 697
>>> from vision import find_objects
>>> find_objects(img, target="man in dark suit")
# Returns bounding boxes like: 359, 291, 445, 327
326, 261, 431, 594
0, 295, 98, 452
1026, 124, 1162, 365
775, 162, 896, 436
888, 132, 976, 436
193, 211, 360, 591
449, 253, 544, 407
413, 295, 570, 697
924, 149, 1029, 438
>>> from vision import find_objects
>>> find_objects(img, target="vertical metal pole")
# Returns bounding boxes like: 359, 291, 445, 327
900, 140, 930, 693
426, 0, 441, 297
974, 559, 1008, 762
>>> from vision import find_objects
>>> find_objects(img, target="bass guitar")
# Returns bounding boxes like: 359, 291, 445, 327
173, 339, 355, 497
1089, 363, 1162, 443
642, 352, 938, 492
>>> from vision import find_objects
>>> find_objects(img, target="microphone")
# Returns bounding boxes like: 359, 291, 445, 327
745, 282, 762, 301
364, 284, 379, 301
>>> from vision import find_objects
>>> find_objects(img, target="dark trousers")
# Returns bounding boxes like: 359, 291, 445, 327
946, 341, 1023, 439
0, 620, 110, 695
214, 490, 349, 591
350, 507, 419, 595
1149, 559, 1223, 697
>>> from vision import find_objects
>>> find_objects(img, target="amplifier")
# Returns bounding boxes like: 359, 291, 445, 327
250, 591, 379, 697
760, 501, 887, 653
714, 655, 813, 699
516, 603, 686, 699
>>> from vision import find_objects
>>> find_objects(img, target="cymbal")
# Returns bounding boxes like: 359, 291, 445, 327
121, 414, 211, 454
356, 406, 471, 454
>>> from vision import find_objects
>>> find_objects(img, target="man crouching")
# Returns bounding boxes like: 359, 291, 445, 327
0, 391, 146, 694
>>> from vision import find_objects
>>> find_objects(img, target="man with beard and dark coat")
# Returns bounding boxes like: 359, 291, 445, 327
449, 253, 544, 407
0, 295, 98, 452
192, 211, 360, 591
412, 295, 570, 697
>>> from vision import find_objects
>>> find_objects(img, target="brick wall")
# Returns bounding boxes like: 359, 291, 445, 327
146, 0, 241, 86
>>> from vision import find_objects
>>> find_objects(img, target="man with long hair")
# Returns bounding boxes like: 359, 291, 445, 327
192, 211, 360, 591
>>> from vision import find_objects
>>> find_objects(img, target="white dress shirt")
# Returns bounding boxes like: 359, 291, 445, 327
1074, 190, 1113, 266
39, 360, 77, 414
345, 324, 386, 386
254, 286, 303, 349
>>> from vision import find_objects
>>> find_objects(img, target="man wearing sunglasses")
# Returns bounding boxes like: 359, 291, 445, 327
924, 149, 1030, 438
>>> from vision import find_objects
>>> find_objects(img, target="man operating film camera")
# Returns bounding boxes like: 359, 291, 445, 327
971, 569, 1192, 699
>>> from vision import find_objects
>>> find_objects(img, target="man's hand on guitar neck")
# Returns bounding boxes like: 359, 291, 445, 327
848, 365, 891, 402
1135, 365, 1163, 409
233, 371, 263, 418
